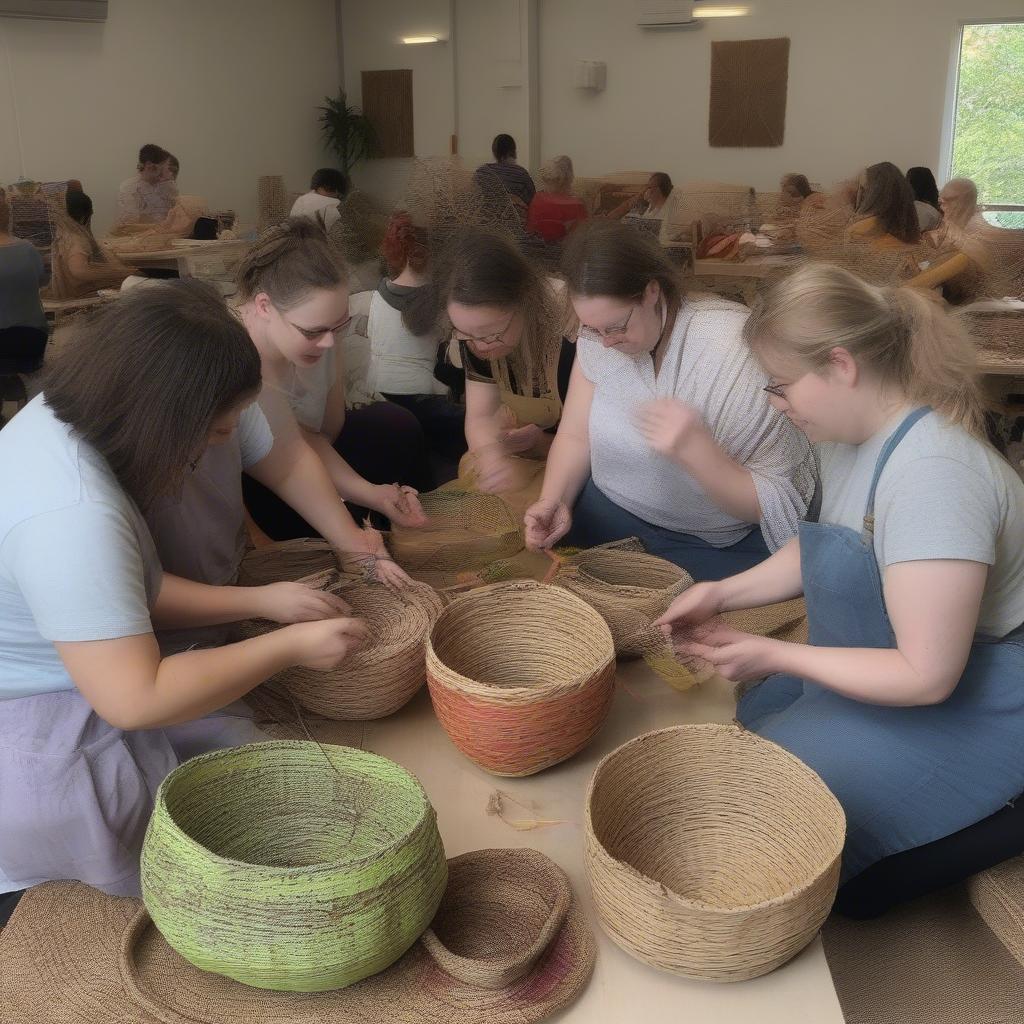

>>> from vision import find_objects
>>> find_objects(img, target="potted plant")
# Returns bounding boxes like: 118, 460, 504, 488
317, 90, 379, 177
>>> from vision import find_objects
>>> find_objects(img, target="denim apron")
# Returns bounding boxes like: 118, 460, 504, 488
738, 407, 1024, 880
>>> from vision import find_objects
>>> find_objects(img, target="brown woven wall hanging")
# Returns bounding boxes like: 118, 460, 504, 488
709, 37, 790, 147
362, 69, 414, 158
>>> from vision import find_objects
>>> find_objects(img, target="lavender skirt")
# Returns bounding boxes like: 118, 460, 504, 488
0, 689, 267, 897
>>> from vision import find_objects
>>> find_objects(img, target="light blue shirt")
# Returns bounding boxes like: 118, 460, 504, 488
0, 396, 162, 699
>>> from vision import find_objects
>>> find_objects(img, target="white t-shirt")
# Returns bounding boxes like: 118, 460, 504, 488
290, 191, 341, 231
117, 175, 174, 224
0, 397, 163, 699
367, 287, 446, 396
915, 201, 941, 232
819, 411, 1024, 637
258, 345, 338, 438
577, 295, 816, 551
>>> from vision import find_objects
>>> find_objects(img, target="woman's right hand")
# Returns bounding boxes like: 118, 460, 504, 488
653, 582, 726, 635
287, 617, 369, 671
524, 498, 572, 550
252, 581, 351, 624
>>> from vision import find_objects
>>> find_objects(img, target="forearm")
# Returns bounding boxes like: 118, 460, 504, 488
908, 252, 972, 291
773, 641, 963, 706
716, 538, 803, 609
539, 429, 592, 505
672, 439, 761, 522
465, 411, 502, 453
303, 429, 379, 507
151, 573, 265, 630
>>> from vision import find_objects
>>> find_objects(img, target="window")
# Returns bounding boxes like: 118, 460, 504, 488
949, 22, 1024, 228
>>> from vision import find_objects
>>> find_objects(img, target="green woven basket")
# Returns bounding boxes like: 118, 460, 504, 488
140, 741, 448, 992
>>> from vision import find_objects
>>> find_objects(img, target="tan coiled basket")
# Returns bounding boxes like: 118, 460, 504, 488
585, 724, 846, 982
426, 582, 616, 777
239, 570, 444, 720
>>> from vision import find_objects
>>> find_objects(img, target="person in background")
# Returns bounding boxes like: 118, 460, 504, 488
117, 143, 175, 225
368, 211, 466, 478
524, 221, 815, 580
0, 187, 48, 373
474, 134, 536, 213
780, 173, 817, 202
906, 167, 942, 232
526, 156, 589, 242
604, 172, 674, 222
290, 169, 349, 232
847, 162, 921, 249
938, 177, 987, 233
46, 190, 134, 300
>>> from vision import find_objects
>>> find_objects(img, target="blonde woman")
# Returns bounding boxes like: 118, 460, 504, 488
526, 156, 589, 242
657, 264, 1024, 912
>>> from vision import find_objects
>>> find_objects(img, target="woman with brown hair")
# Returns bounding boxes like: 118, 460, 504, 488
848, 161, 922, 248
604, 172, 674, 222
437, 227, 576, 494
0, 280, 366, 909
524, 220, 815, 581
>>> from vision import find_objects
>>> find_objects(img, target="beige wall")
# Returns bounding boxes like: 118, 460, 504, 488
0, 0, 340, 233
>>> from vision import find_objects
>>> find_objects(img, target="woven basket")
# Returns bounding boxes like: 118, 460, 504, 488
585, 724, 845, 982
141, 741, 448, 992
238, 570, 444, 720
235, 538, 337, 587
426, 581, 616, 777
389, 490, 524, 579
556, 541, 693, 658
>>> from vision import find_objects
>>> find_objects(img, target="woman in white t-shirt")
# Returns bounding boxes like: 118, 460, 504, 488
524, 220, 816, 581
0, 282, 366, 914
657, 264, 1024, 913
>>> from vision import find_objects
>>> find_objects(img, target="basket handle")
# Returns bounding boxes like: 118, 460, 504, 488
419, 857, 572, 990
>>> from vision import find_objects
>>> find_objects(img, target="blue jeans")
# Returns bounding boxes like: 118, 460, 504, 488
566, 478, 771, 582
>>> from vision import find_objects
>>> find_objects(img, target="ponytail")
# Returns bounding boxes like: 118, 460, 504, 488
743, 263, 988, 437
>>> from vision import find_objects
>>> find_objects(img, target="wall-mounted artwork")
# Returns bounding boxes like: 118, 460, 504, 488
709, 37, 790, 148
361, 69, 414, 158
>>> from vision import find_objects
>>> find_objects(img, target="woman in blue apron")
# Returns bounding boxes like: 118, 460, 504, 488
656, 263, 1024, 907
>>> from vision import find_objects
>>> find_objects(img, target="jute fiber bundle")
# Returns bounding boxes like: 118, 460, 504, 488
967, 853, 1024, 970
238, 570, 444, 720
235, 538, 338, 587
257, 175, 288, 231
141, 741, 448, 992
426, 581, 616, 777
389, 489, 525, 580
585, 724, 845, 982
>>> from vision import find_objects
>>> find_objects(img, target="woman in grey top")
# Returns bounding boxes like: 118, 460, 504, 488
0, 188, 47, 340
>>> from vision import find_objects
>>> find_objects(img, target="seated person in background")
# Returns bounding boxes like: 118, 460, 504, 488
906, 166, 942, 232
847, 162, 921, 249
780, 173, 818, 203
938, 177, 987, 233
526, 156, 589, 242
368, 211, 466, 478
46, 191, 134, 299
116, 143, 174, 226
290, 168, 349, 232
158, 154, 180, 208
604, 172, 674, 222
0, 188, 47, 369
474, 134, 536, 214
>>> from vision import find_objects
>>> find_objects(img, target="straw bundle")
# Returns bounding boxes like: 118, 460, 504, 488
141, 741, 448, 992
257, 175, 288, 231
239, 570, 443, 720
967, 853, 1024, 970
585, 724, 845, 982
235, 538, 338, 587
426, 582, 616, 776
389, 489, 524, 580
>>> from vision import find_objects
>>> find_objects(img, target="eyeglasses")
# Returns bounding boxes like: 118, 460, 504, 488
762, 378, 788, 399
451, 311, 517, 346
578, 304, 638, 344
286, 314, 352, 341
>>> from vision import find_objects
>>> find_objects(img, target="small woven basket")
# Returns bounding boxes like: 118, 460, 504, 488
585, 724, 845, 982
389, 490, 524, 581
235, 538, 338, 587
238, 570, 444, 720
556, 541, 693, 657
426, 581, 616, 777
141, 741, 448, 992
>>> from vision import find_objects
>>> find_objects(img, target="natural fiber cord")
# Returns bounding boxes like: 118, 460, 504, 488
140, 741, 448, 992
426, 581, 616, 776
584, 724, 845, 982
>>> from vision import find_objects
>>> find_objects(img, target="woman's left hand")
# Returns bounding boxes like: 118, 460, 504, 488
500, 423, 546, 455
675, 625, 786, 682
635, 398, 714, 463
371, 483, 427, 528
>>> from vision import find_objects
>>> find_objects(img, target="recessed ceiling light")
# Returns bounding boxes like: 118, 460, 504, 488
402, 35, 440, 44
693, 5, 752, 16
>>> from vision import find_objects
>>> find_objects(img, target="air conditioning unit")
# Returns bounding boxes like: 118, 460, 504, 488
0, 1, 107, 22
636, 0, 700, 29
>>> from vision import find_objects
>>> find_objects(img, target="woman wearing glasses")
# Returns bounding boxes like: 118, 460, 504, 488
440, 229, 576, 494
524, 220, 816, 581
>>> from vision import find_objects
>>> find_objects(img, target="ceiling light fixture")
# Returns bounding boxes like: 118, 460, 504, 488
693, 5, 752, 17
402, 35, 440, 44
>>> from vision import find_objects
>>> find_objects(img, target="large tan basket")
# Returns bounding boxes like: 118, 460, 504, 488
585, 724, 845, 981
426, 582, 616, 776
239, 571, 444, 720
235, 538, 338, 587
